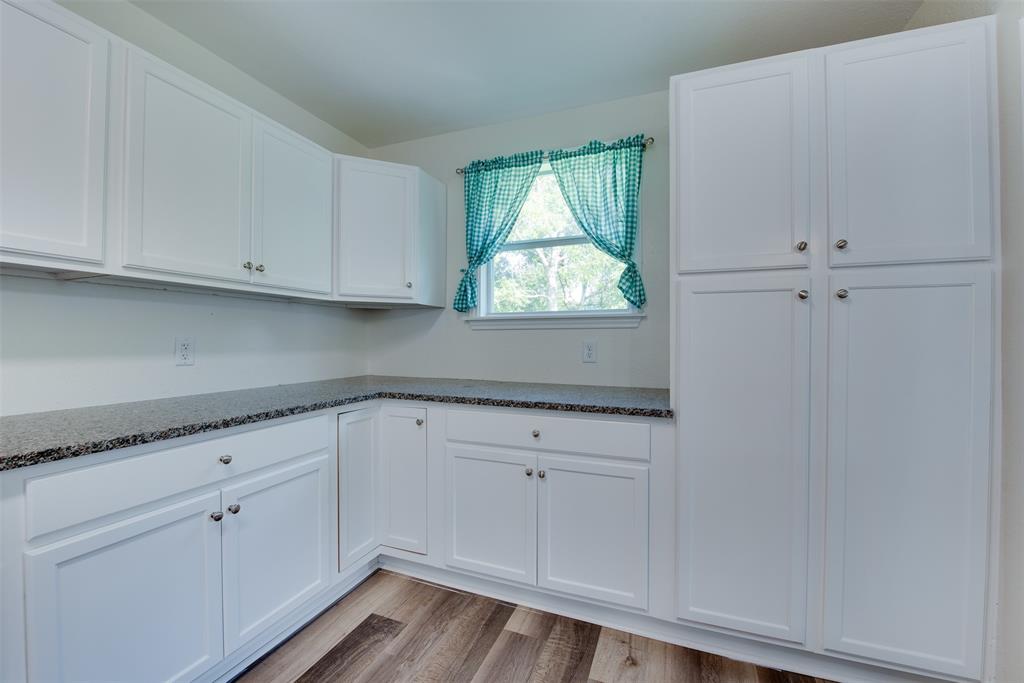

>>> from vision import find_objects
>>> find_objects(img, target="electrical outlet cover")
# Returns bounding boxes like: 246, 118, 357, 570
175, 336, 195, 366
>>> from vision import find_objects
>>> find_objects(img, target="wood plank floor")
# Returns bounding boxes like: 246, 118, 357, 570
238, 571, 832, 683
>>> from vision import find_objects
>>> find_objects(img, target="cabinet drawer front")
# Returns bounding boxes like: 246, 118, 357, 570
446, 409, 650, 461
25, 415, 329, 540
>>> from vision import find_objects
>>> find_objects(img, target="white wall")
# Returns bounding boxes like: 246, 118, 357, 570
365, 91, 670, 388
905, 3, 1024, 682
56, 0, 367, 156
0, 276, 368, 415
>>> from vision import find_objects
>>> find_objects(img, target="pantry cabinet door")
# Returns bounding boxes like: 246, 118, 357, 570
221, 455, 331, 654
24, 492, 224, 683
537, 455, 648, 609
1, 0, 108, 263
252, 118, 332, 293
675, 275, 811, 642
380, 406, 428, 554
826, 21, 992, 266
335, 157, 417, 299
446, 445, 537, 584
123, 50, 253, 282
338, 409, 378, 568
672, 56, 811, 272
824, 267, 992, 678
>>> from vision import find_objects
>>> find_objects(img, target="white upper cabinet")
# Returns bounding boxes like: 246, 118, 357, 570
672, 56, 811, 272
823, 267, 992, 678
252, 118, 333, 293
826, 22, 992, 266
0, 0, 109, 263
675, 275, 810, 642
335, 156, 446, 306
123, 50, 253, 282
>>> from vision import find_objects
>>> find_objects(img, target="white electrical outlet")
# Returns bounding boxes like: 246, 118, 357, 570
582, 340, 597, 364
175, 336, 195, 366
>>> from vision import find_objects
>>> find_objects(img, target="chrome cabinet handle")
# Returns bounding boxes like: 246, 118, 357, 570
242, 261, 253, 271
416, 418, 424, 426
255, 264, 265, 272
405, 282, 413, 288
795, 241, 808, 252
531, 429, 540, 438
797, 290, 809, 300
538, 470, 546, 479
525, 468, 533, 477
219, 454, 232, 465
836, 289, 849, 299
835, 239, 849, 250
227, 504, 241, 515
210, 511, 224, 522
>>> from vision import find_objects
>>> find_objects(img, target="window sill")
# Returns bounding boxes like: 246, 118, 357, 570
465, 312, 645, 330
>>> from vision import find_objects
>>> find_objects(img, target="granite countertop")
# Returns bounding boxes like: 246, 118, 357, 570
0, 375, 672, 471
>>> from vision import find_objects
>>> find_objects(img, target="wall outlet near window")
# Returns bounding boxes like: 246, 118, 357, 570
582, 340, 597, 364
175, 336, 195, 366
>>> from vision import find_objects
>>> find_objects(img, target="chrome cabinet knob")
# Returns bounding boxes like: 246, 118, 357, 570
227, 504, 241, 515
531, 429, 540, 438
219, 454, 232, 465
416, 418, 424, 426
797, 290, 809, 300
795, 241, 808, 252
835, 239, 849, 250
538, 470, 546, 479
525, 468, 533, 477
255, 264, 265, 272
405, 282, 413, 288
242, 261, 253, 270
210, 511, 224, 522
836, 289, 849, 299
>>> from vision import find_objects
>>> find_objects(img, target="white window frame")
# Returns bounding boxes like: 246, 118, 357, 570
464, 176, 645, 330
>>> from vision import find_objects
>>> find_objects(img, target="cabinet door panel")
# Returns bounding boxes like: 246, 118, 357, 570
446, 444, 536, 584
338, 409, 377, 568
824, 268, 991, 678
252, 118, 332, 293
676, 275, 810, 642
335, 157, 416, 298
537, 455, 648, 609
673, 57, 810, 272
24, 493, 223, 682
222, 455, 330, 653
1, 0, 108, 262
827, 23, 992, 265
380, 406, 428, 554
123, 50, 252, 282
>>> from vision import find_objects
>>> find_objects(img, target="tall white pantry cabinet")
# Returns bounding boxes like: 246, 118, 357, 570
671, 16, 999, 682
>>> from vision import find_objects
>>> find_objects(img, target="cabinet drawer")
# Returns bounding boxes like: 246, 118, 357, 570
25, 415, 329, 541
446, 409, 650, 462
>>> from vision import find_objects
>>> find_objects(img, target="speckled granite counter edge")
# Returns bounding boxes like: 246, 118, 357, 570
0, 392, 673, 471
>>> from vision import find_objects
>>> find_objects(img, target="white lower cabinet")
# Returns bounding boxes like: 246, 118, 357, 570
823, 268, 992, 678
24, 492, 225, 683
675, 275, 810, 641
445, 437, 650, 609
222, 455, 330, 653
337, 409, 378, 568
446, 445, 538, 584
379, 406, 428, 554
537, 455, 648, 609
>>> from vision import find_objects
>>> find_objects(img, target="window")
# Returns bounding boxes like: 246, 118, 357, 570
472, 163, 642, 329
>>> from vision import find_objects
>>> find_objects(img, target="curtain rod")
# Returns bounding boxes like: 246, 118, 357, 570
455, 136, 654, 175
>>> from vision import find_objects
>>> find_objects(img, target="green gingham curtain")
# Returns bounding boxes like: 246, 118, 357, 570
548, 134, 647, 308
453, 150, 543, 312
